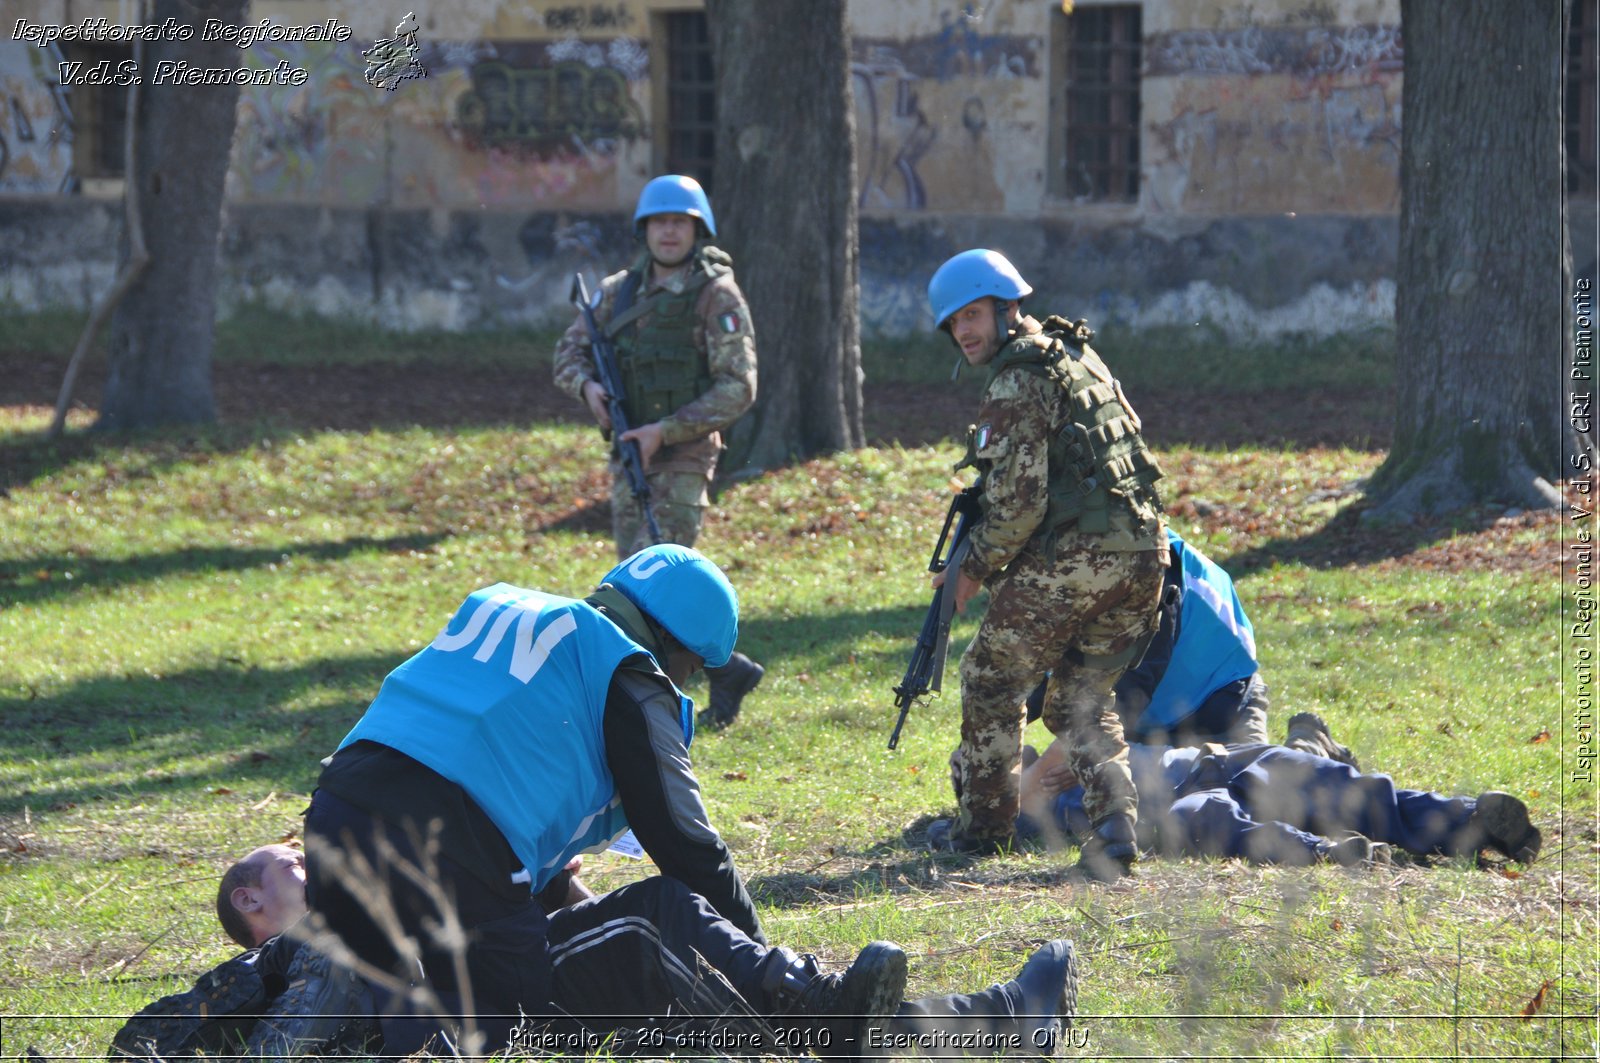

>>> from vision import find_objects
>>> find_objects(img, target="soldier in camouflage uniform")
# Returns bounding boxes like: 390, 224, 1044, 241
923, 249, 1170, 881
552, 175, 764, 728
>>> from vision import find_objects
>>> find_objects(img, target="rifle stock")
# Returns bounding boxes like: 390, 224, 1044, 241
888, 485, 982, 750
570, 273, 664, 545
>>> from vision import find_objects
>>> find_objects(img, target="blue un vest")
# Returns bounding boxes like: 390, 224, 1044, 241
1139, 530, 1258, 729
338, 584, 694, 892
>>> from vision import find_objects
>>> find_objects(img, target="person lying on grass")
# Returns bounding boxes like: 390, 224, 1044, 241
992, 724, 1540, 869
110, 843, 1083, 1062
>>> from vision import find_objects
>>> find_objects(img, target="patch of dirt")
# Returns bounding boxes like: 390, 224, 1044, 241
868, 382, 1393, 452
3, 351, 1561, 575
3, 351, 1391, 451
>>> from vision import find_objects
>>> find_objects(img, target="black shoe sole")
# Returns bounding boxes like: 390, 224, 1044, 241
111, 955, 265, 1059
841, 942, 909, 1060
244, 945, 377, 1057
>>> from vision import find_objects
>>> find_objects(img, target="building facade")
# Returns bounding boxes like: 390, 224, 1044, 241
1, 0, 1592, 337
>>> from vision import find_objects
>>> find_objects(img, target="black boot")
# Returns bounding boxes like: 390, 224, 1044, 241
700, 651, 764, 730
243, 940, 381, 1060
1283, 712, 1360, 769
1075, 815, 1137, 882
781, 941, 908, 1060
110, 950, 267, 1060
1457, 791, 1542, 863
891, 939, 1079, 1058
927, 818, 1015, 855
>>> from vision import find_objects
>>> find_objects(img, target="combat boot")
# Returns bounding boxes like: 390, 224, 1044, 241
927, 818, 1014, 856
1009, 939, 1080, 1056
243, 940, 380, 1061
110, 950, 267, 1060
891, 939, 1079, 1058
700, 651, 764, 730
1075, 815, 1136, 882
781, 941, 908, 1060
1457, 792, 1542, 863
1283, 712, 1360, 769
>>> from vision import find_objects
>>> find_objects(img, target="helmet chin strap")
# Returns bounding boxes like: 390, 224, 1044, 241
992, 297, 1017, 347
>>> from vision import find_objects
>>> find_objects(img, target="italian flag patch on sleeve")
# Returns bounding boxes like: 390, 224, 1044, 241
717, 312, 742, 334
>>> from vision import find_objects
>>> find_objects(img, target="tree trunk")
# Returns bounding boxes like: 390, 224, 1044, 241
705, 0, 864, 476
96, 0, 248, 433
1368, 0, 1569, 517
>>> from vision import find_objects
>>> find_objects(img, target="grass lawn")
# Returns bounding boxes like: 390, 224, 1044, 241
0, 314, 1593, 1060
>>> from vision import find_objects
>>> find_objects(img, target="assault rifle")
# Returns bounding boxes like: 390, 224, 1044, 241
888, 483, 983, 750
570, 272, 663, 545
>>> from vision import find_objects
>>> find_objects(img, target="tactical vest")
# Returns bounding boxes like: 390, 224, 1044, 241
606, 246, 732, 424
984, 315, 1164, 544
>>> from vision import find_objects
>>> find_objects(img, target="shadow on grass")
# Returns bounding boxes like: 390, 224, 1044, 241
1215, 503, 1510, 577
0, 531, 447, 609
748, 823, 1091, 910
0, 652, 409, 817
0, 596, 945, 820
0, 419, 306, 498
733, 602, 949, 680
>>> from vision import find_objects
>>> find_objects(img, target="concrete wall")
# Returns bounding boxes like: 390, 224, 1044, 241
0, 0, 1437, 339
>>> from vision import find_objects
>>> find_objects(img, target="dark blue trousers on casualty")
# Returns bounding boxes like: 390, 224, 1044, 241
303, 790, 780, 1055
1163, 744, 1477, 864
1052, 743, 1479, 864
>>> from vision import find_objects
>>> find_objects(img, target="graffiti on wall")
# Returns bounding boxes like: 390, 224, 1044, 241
454, 39, 645, 154
853, 52, 934, 210
1148, 81, 1401, 213
458, 60, 641, 149
227, 34, 646, 206
232, 42, 387, 201
926, 6, 1038, 80
0, 41, 74, 194
1147, 24, 1403, 78
851, 12, 1039, 213
538, 4, 635, 33
1143, 21, 1403, 215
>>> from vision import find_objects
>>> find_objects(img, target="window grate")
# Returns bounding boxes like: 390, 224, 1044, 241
1053, 5, 1142, 203
664, 10, 716, 193
64, 42, 132, 180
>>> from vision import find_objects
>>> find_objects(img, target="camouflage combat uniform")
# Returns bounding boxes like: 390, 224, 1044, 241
953, 315, 1169, 846
553, 246, 757, 558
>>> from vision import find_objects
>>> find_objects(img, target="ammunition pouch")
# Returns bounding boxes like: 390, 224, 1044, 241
610, 246, 730, 424
1006, 317, 1164, 552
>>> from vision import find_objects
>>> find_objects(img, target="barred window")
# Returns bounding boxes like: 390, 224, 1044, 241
64, 42, 133, 181
662, 10, 716, 193
1050, 4, 1142, 203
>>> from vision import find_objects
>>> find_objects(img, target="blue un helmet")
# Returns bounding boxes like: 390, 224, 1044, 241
601, 544, 738, 667
927, 249, 1033, 331
634, 174, 717, 239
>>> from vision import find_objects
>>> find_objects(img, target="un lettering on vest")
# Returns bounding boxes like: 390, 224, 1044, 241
431, 589, 577, 683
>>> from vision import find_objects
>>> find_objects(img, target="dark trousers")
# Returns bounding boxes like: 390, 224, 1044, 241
1165, 745, 1476, 864
304, 790, 789, 1054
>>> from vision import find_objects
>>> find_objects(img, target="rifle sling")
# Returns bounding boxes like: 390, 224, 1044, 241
602, 271, 644, 338
603, 269, 715, 339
